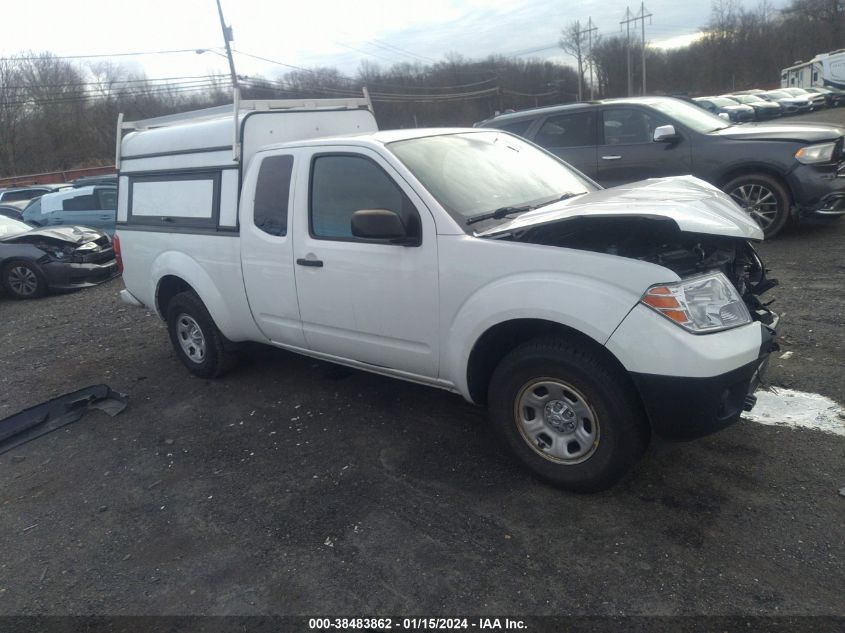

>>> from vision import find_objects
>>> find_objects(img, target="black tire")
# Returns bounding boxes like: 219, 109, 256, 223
488, 337, 649, 492
722, 173, 790, 238
166, 291, 237, 378
2, 260, 47, 299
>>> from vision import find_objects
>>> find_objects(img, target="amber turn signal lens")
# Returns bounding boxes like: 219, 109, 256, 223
642, 295, 681, 309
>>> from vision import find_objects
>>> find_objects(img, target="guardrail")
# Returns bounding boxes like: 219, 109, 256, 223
0, 165, 116, 188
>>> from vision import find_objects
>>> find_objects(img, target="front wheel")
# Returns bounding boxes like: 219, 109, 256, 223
2, 260, 46, 299
722, 173, 790, 238
488, 337, 649, 492
166, 291, 237, 378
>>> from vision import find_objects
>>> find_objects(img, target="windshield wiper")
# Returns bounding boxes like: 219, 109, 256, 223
465, 205, 532, 225
533, 191, 588, 209
465, 192, 588, 226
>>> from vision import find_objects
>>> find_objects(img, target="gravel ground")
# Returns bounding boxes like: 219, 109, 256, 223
0, 113, 843, 618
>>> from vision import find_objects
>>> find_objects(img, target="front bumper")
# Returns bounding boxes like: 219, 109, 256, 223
788, 162, 845, 219
631, 325, 777, 440
42, 259, 120, 290
606, 304, 778, 441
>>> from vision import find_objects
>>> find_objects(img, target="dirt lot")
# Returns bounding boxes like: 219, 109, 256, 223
1, 113, 843, 619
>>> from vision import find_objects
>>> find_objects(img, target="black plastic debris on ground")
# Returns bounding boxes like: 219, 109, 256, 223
0, 385, 127, 455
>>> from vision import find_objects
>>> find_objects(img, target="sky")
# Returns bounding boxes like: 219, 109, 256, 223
0, 0, 777, 82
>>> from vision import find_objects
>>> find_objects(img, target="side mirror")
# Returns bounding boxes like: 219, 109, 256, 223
653, 124, 679, 143
718, 112, 731, 121
351, 208, 407, 241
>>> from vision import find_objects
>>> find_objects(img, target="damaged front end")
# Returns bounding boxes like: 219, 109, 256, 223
6, 227, 119, 289
500, 215, 778, 330
495, 214, 780, 439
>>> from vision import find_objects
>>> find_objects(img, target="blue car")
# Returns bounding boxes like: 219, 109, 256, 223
23, 185, 117, 235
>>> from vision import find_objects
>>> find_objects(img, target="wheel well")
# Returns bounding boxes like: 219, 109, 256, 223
156, 275, 195, 320
466, 319, 632, 405
717, 167, 793, 204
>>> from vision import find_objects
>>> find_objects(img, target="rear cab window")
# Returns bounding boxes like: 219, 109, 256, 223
253, 155, 293, 237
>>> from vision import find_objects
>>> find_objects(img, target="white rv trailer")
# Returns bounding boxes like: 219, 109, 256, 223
781, 49, 845, 89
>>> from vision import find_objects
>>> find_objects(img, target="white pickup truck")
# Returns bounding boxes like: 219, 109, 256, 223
115, 97, 778, 491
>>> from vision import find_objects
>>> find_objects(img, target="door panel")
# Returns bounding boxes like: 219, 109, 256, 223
292, 148, 439, 378
239, 153, 306, 347
596, 107, 692, 188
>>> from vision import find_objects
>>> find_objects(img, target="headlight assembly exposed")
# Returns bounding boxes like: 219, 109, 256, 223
640, 272, 751, 333
795, 142, 837, 164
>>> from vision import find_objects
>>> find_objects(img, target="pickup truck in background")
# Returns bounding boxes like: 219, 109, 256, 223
115, 98, 778, 492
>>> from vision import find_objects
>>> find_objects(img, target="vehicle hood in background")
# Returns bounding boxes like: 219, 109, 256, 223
476, 176, 764, 240
713, 122, 844, 143
1, 225, 106, 245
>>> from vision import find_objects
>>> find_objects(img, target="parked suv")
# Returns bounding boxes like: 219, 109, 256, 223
23, 185, 118, 235
479, 96, 845, 236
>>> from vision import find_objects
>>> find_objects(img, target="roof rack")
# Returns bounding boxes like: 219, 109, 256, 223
116, 90, 373, 167
121, 96, 373, 131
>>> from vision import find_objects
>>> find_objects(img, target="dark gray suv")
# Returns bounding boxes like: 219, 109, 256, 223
479, 97, 845, 236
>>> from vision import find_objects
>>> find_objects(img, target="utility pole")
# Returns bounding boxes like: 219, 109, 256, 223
577, 18, 598, 100
214, 0, 241, 161
639, 3, 653, 95
621, 7, 633, 97
621, 4, 652, 97
575, 20, 583, 102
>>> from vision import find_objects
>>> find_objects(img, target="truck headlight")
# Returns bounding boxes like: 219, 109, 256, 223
640, 272, 751, 333
795, 142, 837, 164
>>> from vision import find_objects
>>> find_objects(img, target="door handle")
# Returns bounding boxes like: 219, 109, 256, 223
601, 155, 622, 160
296, 258, 323, 268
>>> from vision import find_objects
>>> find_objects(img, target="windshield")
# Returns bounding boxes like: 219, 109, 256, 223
710, 97, 737, 106
765, 91, 791, 99
646, 98, 731, 132
387, 131, 595, 228
0, 215, 32, 238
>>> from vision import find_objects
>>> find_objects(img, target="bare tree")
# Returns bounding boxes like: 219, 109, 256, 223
559, 21, 588, 100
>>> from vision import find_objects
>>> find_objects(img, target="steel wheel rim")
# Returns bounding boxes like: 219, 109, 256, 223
514, 378, 600, 465
176, 313, 207, 363
729, 183, 780, 231
8, 266, 38, 296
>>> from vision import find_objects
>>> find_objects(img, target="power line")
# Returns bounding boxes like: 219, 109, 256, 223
1, 74, 228, 91
4, 81, 228, 108
0, 48, 218, 62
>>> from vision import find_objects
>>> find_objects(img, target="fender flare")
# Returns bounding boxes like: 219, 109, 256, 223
443, 272, 646, 399
150, 250, 246, 341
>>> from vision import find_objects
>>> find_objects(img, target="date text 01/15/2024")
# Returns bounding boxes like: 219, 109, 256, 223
308, 618, 527, 630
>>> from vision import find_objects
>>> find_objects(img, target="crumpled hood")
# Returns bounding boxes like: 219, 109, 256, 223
477, 176, 764, 240
2, 225, 106, 245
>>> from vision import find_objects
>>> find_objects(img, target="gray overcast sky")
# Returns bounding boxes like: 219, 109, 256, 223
0, 0, 779, 80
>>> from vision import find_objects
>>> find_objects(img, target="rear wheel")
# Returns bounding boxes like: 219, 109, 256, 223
722, 173, 790, 238
488, 337, 649, 492
2, 260, 46, 299
166, 291, 237, 378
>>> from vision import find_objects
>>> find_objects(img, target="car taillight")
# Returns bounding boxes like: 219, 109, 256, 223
113, 234, 124, 273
